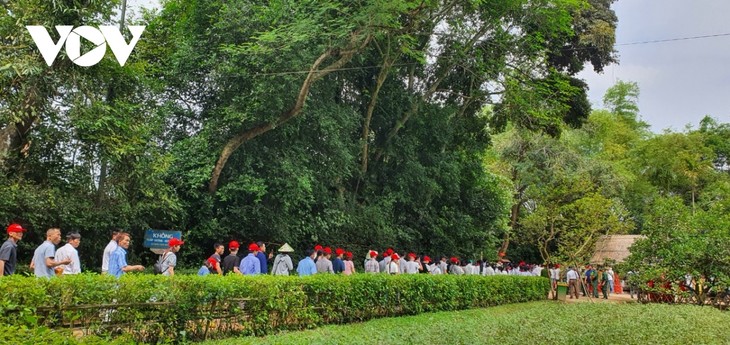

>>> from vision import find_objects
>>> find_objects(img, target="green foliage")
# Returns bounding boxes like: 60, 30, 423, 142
200, 301, 730, 345
0, 273, 548, 342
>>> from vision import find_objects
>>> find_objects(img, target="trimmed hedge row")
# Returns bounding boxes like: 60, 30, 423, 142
0, 274, 549, 343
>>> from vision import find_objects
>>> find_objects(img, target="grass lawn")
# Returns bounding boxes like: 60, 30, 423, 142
199, 301, 730, 345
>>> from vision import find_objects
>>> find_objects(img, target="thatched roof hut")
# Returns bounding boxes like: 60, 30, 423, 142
590, 235, 645, 265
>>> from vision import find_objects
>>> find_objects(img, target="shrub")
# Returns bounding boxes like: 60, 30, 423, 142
0, 273, 548, 342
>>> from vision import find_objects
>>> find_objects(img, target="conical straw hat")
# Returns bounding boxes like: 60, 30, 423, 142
278, 243, 295, 253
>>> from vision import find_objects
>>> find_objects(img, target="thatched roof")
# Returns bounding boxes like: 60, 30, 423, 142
590, 235, 645, 265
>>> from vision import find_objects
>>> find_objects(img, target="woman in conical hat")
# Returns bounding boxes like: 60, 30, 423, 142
272, 243, 295, 276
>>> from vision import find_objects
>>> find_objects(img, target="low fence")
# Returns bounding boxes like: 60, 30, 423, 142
0, 273, 549, 343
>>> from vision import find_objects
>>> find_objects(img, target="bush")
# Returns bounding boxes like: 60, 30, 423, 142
0, 273, 548, 343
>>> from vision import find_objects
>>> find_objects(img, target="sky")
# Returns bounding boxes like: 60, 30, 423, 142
127, 0, 730, 133
577, 0, 730, 132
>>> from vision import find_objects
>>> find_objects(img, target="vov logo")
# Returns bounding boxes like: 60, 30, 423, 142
26, 26, 145, 67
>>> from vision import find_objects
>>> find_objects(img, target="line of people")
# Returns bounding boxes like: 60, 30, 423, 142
1, 224, 82, 278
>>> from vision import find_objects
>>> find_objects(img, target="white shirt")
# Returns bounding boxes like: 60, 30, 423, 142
483, 266, 495, 276
403, 261, 419, 274
387, 261, 400, 274
566, 269, 579, 280
551, 268, 561, 280
606, 269, 615, 281
55, 243, 81, 274
101, 239, 118, 273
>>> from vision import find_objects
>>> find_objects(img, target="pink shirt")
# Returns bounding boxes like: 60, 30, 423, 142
343, 260, 355, 275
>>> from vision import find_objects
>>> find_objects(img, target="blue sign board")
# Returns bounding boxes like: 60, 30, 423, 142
143, 229, 182, 249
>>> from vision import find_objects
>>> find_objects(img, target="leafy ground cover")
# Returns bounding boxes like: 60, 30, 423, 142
199, 301, 730, 345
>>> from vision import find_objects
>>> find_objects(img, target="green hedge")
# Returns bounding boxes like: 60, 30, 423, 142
0, 274, 549, 343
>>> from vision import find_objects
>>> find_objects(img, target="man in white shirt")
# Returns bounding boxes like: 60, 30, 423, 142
566, 266, 580, 299
387, 253, 400, 274
483, 262, 495, 276
403, 253, 419, 274
55, 232, 81, 274
101, 230, 120, 274
365, 250, 380, 273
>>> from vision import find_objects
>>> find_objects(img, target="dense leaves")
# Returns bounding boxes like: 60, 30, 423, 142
0, 273, 549, 342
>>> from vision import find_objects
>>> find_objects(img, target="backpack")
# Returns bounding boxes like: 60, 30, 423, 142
154, 252, 171, 274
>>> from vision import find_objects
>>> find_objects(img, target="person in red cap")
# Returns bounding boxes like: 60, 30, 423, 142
403, 253, 419, 274
449, 257, 464, 275
386, 253, 400, 274
379, 248, 393, 274
239, 243, 261, 275
316, 246, 333, 274
0, 223, 26, 276
158, 237, 184, 276
198, 257, 219, 276
420, 255, 432, 274
332, 248, 345, 274
343, 251, 355, 275
365, 250, 380, 273
222, 240, 242, 275
208, 243, 225, 275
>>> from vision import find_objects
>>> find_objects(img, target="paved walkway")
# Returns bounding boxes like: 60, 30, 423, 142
551, 290, 638, 304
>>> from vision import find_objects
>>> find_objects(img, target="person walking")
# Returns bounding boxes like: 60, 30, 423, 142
566, 266, 580, 299
386, 253, 400, 274
296, 249, 317, 276
222, 241, 242, 275
209, 243, 225, 275
365, 250, 380, 273
240, 243, 261, 275
332, 248, 345, 274
101, 230, 120, 274
606, 267, 615, 295
271, 243, 294, 276
108, 232, 144, 278
343, 251, 355, 275
160, 237, 184, 276
31, 228, 71, 277
256, 241, 272, 274
54, 232, 82, 275
599, 267, 609, 299
0, 223, 26, 277
316, 247, 334, 274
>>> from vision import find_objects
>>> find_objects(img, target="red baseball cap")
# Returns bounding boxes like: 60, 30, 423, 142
323, 247, 332, 254
335, 248, 345, 256
423, 256, 431, 263
345, 251, 353, 258
6, 223, 26, 234
168, 238, 184, 247
391, 253, 400, 261
229, 240, 240, 249
369, 250, 378, 258
408, 252, 416, 258
314, 244, 323, 251
207, 257, 218, 267
450, 257, 458, 264
248, 243, 260, 251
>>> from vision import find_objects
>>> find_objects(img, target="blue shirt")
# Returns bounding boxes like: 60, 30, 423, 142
240, 253, 261, 275
108, 247, 128, 278
256, 251, 268, 274
197, 266, 210, 276
32, 241, 56, 277
297, 256, 317, 276
333, 258, 345, 274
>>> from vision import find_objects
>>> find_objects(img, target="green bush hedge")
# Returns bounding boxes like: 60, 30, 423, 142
0, 274, 549, 343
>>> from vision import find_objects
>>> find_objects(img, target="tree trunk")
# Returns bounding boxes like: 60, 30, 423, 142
208, 34, 372, 194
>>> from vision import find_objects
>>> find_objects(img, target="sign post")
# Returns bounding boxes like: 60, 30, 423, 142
143, 229, 181, 255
